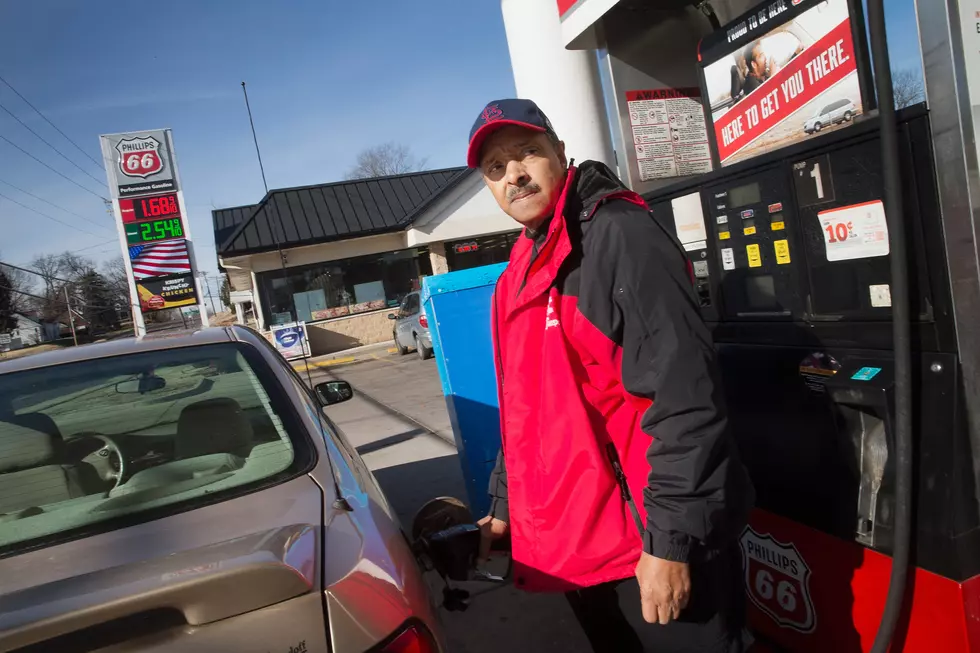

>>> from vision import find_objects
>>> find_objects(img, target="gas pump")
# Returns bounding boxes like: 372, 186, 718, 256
501, 0, 980, 649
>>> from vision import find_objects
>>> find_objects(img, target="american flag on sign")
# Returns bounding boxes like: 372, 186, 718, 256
128, 240, 191, 279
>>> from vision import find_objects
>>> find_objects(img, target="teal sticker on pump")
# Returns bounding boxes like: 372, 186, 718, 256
852, 367, 882, 381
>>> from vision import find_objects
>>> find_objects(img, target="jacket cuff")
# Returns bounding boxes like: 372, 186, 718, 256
489, 496, 509, 523
642, 529, 694, 563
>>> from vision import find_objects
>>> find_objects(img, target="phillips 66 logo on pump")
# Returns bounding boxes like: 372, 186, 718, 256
740, 526, 816, 633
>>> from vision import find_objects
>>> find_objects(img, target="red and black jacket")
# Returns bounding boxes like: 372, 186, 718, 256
488, 160, 754, 592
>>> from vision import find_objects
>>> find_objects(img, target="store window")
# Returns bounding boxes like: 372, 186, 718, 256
445, 231, 521, 272
257, 247, 431, 326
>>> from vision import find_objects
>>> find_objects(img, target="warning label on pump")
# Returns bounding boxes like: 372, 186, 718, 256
817, 200, 889, 262
627, 88, 713, 181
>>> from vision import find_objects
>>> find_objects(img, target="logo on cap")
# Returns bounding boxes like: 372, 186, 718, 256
482, 104, 504, 124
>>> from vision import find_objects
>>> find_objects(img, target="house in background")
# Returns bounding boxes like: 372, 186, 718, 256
213, 167, 520, 355
1, 313, 43, 350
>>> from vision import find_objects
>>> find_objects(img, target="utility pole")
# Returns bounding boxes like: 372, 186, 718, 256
63, 285, 77, 346
199, 273, 218, 317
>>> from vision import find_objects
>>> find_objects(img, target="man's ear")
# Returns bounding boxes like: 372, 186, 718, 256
557, 141, 567, 168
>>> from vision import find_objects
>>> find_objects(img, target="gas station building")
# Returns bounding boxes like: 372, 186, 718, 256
212, 168, 519, 354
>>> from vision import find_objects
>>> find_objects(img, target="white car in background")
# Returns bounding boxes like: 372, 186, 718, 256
804, 97, 856, 134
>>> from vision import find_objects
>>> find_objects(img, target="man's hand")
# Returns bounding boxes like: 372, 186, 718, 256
635, 551, 691, 625
477, 515, 509, 563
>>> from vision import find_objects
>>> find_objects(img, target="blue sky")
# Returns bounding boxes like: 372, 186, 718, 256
0, 0, 925, 289
0, 0, 517, 284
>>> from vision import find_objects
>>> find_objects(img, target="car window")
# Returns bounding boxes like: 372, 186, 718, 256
398, 295, 412, 318
0, 343, 308, 552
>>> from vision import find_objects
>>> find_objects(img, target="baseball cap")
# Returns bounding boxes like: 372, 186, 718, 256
467, 99, 558, 168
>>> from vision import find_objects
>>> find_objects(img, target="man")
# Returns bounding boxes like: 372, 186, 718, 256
741, 42, 769, 98
467, 99, 755, 652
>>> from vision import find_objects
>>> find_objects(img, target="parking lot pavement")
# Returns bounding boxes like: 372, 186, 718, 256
307, 354, 592, 653
325, 348, 455, 444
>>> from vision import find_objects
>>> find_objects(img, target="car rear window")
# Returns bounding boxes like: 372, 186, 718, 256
0, 343, 308, 552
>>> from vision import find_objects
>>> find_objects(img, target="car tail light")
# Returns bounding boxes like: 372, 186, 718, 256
419, 313, 428, 328
378, 622, 438, 653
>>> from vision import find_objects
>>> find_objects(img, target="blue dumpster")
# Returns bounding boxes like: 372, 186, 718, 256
421, 263, 507, 517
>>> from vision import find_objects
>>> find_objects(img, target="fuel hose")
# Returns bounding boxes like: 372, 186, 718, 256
865, 0, 914, 650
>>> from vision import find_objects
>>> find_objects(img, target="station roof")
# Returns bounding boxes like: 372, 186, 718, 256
214, 167, 470, 257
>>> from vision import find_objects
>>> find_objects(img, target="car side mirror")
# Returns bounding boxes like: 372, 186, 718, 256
388, 313, 396, 320
314, 380, 353, 406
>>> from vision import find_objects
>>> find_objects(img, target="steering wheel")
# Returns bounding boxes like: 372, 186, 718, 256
73, 434, 127, 492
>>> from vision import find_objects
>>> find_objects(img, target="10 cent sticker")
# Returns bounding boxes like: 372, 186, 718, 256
817, 200, 889, 262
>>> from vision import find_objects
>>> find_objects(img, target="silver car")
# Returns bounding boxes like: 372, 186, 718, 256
390, 292, 433, 360
803, 97, 856, 134
0, 326, 445, 653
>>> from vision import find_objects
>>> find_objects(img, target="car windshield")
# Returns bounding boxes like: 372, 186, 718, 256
0, 343, 302, 551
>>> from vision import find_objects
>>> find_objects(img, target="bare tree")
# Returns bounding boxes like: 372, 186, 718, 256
101, 256, 130, 305
28, 254, 70, 321
345, 142, 428, 180
27, 251, 96, 322
893, 68, 925, 109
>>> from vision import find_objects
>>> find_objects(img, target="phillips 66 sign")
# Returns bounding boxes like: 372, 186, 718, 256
101, 129, 178, 198
116, 135, 165, 179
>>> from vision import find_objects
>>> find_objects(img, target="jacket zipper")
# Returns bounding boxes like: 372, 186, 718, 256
605, 443, 645, 537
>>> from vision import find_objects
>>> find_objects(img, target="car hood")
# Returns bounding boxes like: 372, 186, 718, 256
0, 475, 324, 651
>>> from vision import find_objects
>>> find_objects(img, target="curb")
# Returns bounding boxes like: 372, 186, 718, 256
292, 346, 398, 372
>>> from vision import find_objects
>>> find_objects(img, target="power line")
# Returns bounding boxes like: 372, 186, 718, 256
0, 285, 120, 315
0, 191, 111, 238
0, 73, 104, 169
72, 239, 117, 253
0, 177, 112, 227
0, 101, 108, 188
0, 133, 108, 201
0, 260, 70, 283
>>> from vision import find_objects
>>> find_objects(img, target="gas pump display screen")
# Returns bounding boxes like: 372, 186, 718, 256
699, 0, 868, 167
728, 182, 761, 208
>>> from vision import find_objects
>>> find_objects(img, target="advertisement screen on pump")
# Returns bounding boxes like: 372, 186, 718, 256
700, 0, 866, 166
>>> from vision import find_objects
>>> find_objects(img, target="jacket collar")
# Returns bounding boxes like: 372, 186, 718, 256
501, 161, 648, 319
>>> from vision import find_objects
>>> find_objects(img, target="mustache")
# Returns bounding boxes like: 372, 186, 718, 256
508, 183, 542, 201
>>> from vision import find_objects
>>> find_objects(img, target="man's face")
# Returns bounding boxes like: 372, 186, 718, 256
749, 46, 767, 76
479, 126, 567, 230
